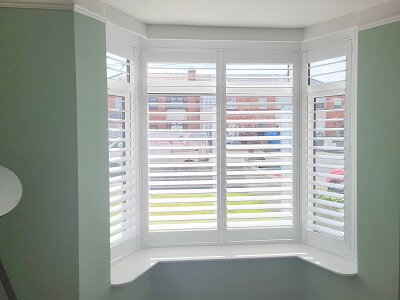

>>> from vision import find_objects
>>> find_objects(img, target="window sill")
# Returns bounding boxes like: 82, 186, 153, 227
111, 243, 357, 286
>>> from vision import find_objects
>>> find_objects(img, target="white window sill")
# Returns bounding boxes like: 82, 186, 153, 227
111, 243, 357, 286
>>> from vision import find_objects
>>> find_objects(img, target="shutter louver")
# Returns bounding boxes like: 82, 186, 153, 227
107, 52, 139, 251
225, 63, 294, 229
305, 55, 347, 240
147, 62, 218, 232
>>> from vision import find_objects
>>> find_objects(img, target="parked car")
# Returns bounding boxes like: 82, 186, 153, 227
326, 169, 344, 194
326, 169, 344, 184
149, 132, 211, 163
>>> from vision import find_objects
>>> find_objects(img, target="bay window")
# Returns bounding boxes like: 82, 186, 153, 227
107, 34, 356, 272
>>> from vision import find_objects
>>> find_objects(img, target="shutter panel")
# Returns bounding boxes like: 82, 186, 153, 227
305, 54, 347, 240
146, 61, 218, 232
107, 52, 134, 83
107, 52, 139, 251
225, 63, 294, 229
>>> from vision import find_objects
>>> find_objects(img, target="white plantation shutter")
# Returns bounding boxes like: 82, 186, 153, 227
107, 44, 139, 260
224, 52, 297, 242
303, 41, 352, 255
143, 51, 219, 245
104, 34, 356, 262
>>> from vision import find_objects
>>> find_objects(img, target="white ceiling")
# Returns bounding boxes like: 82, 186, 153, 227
101, 0, 393, 28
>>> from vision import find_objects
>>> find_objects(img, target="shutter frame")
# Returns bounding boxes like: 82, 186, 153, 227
107, 41, 140, 262
302, 39, 354, 257
143, 51, 220, 246
223, 51, 298, 243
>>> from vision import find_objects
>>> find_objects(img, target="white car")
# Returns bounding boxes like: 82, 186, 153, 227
148, 132, 212, 164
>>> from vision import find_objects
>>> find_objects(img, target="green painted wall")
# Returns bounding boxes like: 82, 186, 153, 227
73, 12, 152, 300
0, 8, 80, 300
74, 12, 110, 300
0, 8, 152, 300
303, 21, 400, 300
151, 259, 304, 300
1, 7, 399, 300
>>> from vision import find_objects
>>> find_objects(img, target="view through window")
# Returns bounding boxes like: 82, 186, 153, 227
147, 62, 218, 232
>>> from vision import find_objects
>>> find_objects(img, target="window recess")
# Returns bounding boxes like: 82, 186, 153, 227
107, 31, 357, 280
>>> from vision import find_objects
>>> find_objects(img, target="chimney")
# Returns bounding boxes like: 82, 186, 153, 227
188, 67, 196, 81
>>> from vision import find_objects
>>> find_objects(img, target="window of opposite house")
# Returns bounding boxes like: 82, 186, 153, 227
146, 61, 218, 233
167, 97, 186, 110
334, 98, 343, 109
315, 97, 326, 109
227, 98, 236, 109
258, 98, 268, 109
149, 98, 158, 110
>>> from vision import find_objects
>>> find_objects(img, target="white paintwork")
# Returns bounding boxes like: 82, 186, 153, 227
107, 35, 141, 262
101, 0, 392, 28
111, 243, 357, 286
2, 0, 399, 41
300, 30, 357, 267
140, 48, 300, 247
0, 166, 22, 216
106, 23, 140, 49
107, 26, 357, 286
146, 25, 303, 42
303, 1, 400, 40
358, 14, 400, 31
0, 0, 73, 9
75, 4, 107, 22
140, 38, 301, 51
0, 1, 148, 37
104, 4, 147, 38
